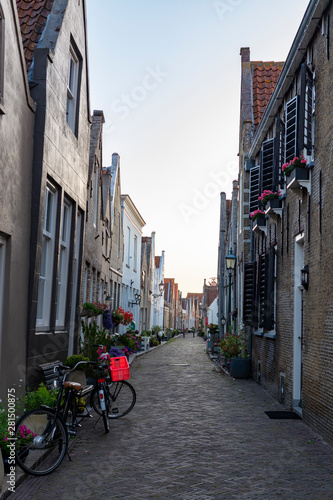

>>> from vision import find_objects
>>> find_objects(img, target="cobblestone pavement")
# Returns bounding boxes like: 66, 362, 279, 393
5, 336, 333, 499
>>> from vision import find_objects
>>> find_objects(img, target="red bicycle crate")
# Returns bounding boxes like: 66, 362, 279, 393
110, 356, 130, 381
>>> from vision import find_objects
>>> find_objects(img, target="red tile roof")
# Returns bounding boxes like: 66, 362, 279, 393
16, 0, 55, 71
251, 61, 284, 131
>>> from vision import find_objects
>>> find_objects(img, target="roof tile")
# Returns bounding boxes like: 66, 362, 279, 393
16, 0, 55, 71
251, 61, 284, 131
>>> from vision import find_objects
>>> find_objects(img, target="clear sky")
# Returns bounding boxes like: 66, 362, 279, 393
86, 0, 310, 296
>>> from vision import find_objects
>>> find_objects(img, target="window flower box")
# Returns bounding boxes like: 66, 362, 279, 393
282, 156, 311, 194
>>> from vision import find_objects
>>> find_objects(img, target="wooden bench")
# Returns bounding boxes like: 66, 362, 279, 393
39, 360, 94, 397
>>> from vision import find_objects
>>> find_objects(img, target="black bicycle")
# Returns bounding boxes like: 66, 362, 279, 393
90, 346, 136, 421
14, 361, 95, 476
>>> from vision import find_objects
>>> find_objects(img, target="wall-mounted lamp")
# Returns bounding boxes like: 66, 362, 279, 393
301, 264, 309, 290
152, 281, 164, 298
128, 293, 141, 307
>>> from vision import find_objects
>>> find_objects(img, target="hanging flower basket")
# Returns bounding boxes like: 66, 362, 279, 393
103, 309, 114, 330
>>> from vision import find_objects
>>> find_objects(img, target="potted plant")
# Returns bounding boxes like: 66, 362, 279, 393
282, 155, 308, 181
249, 209, 266, 226
218, 326, 251, 378
258, 189, 282, 209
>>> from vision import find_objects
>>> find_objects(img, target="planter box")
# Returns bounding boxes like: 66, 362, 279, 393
253, 217, 266, 226
230, 357, 251, 379
286, 166, 309, 184
265, 198, 281, 210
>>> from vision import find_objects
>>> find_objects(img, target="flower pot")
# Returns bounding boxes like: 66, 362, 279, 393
286, 166, 308, 183
230, 357, 251, 379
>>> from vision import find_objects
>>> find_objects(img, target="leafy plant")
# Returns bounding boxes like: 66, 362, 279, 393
80, 320, 111, 362
23, 383, 59, 412
82, 302, 107, 316
64, 354, 90, 371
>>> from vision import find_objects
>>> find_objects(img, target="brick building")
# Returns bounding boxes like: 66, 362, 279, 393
235, 0, 333, 445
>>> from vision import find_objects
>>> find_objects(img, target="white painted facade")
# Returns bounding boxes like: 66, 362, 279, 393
120, 195, 145, 333
152, 251, 165, 330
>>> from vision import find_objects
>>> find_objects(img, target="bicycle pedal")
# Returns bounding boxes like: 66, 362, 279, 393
111, 408, 119, 414
68, 430, 77, 436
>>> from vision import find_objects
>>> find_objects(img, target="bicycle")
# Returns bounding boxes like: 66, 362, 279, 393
14, 360, 95, 476
89, 345, 136, 421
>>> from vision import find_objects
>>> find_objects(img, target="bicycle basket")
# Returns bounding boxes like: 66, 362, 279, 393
110, 356, 130, 381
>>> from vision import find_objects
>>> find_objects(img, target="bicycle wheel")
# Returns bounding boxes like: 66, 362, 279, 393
15, 408, 68, 476
90, 380, 136, 419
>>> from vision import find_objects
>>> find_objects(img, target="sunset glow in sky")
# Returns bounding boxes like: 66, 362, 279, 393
86, 0, 310, 295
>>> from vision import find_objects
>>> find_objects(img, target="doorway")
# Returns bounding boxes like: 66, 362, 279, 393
293, 233, 304, 413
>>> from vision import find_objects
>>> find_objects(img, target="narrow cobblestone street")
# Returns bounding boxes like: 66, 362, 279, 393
7, 336, 333, 499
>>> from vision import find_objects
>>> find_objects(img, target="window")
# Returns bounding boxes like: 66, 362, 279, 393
127, 227, 131, 266
37, 184, 58, 328
0, 4, 4, 111
66, 40, 81, 135
134, 235, 137, 271
0, 236, 6, 375
56, 199, 72, 327
243, 248, 276, 332
93, 161, 99, 229
69, 211, 82, 355
117, 213, 121, 258
105, 222, 110, 257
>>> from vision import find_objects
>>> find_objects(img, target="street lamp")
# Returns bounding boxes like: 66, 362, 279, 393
225, 248, 236, 331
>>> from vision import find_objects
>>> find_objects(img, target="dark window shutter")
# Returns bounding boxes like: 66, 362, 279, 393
304, 71, 313, 153
249, 165, 260, 213
263, 246, 275, 331
260, 138, 274, 196
258, 254, 266, 328
299, 63, 313, 154
285, 96, 298, 162
243, 262, 256, 326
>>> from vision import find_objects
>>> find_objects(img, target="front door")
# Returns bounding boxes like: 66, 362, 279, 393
293, 233, 304, 410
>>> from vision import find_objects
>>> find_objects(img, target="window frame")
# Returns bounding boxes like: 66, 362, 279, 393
56, 198, 72, 328
37, 183, 58, 329
66, 39, 82, 136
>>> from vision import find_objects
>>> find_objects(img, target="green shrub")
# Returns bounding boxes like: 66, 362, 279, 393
23, 383, 59, 412
64, 354, 90, 370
